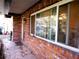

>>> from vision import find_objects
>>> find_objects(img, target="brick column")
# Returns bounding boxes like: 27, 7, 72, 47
13, 16, 22, 43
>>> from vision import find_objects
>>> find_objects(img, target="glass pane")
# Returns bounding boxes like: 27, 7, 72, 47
36, 10, 51, 39
58, 4, 68, 43
51, 7, 57, 41
36, 13, 42, 36
31, 15, 35, 34
69, 2, 79, 48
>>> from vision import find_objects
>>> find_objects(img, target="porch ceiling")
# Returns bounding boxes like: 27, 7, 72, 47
9, 0, 39, 14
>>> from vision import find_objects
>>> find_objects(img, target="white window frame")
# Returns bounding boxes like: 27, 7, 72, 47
21, 17, 26, 41
21, 17, 24, 40
30, 15, 35, 36
30, 0, 79, 53
30, 16, 33, 36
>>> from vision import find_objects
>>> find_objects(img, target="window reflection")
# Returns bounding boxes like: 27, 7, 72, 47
58, 4, 68, 43
36, 7, 57, 40
36, 10, 51, 39
51, 7, 57, 41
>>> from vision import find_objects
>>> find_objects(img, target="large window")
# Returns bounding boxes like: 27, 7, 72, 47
30, 1, 79, 50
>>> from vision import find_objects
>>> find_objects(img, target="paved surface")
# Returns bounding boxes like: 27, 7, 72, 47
1, 35, 36, 59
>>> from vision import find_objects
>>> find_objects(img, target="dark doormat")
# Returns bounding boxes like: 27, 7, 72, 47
15, 41, 23, 46
0, 46, 5, 59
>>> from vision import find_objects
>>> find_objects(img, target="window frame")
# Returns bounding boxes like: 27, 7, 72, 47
30, 0, 79, 53
30, 15, 36, 36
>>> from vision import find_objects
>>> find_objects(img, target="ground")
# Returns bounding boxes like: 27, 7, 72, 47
0, 35, 37, 59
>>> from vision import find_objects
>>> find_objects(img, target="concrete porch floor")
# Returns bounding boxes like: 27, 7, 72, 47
1, 36, 37, 59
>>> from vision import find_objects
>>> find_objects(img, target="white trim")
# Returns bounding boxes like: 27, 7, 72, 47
66, 4, 70, 44
30, 16, 34, 36
34, 35, 79, 53
30, 15, 36, 36
21, 17, 24, 41
55, 5, 59, 42
35, 15, 36, 35
31, 0, 73, 16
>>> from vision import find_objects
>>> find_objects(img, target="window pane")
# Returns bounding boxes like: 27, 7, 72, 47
50, 7, 57, 41
31, 15, 35, 34
36, 10, 51, 39
58, 4, 68, 43
36, 13, 42, 37
69, 2, 79, 48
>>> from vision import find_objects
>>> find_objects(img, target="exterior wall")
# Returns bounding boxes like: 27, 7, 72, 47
13, 16, 22, 42
13, 0, 79, 59
22, 19, 79, 59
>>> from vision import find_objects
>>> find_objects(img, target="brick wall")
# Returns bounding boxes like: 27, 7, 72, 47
22, 18, 79, 59
13, 16, 22, 42
13, 0, 79, 59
